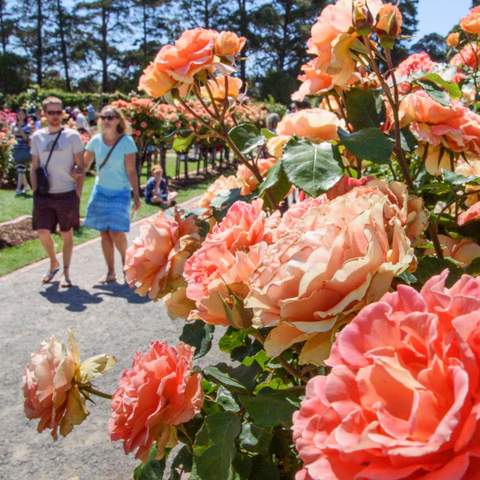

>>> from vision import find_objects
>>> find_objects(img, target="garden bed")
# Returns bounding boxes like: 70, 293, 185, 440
0, 215, 36, 248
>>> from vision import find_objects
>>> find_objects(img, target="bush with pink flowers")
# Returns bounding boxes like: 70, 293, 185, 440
23, 3, 480, 479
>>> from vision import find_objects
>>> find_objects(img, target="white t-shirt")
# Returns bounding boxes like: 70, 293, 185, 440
30, 128, 84, 194
76, 113, 89, 130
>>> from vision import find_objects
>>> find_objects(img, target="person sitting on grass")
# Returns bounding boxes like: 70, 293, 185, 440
144, 165, 177, 207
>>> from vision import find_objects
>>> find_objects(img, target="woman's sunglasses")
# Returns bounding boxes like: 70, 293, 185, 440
100, 114, 118, 121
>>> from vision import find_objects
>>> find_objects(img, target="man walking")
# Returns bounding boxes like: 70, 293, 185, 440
30, 96, 84, 287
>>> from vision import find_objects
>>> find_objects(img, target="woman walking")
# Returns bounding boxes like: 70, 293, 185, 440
12, 109, 32, 195
84, 105, 141, 283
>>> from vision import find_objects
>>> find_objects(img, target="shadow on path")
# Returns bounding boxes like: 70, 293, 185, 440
93, 282, 151, 305
40, 283, 103, 312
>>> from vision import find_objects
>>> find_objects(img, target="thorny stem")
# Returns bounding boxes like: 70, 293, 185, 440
362, 37, 414, 190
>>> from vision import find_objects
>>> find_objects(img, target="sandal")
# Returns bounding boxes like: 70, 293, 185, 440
102, 273, 117, 284
42, 267, 60, 284
60, 278, 73, 288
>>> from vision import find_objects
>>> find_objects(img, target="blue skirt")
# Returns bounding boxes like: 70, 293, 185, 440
84, 184, 131, 232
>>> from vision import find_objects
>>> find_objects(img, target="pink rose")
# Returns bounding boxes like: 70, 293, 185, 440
246, 186, 414, 365
430, 234, 480, 267
396, 52, 435, 79
184, 199, 275, 326
125, 210, 201, 300
459, 201, 480, 226
196, 174, 243, 211
109, 341, 203, 461
276, 108, 342, 142
451, 43, 480, 69
293, 271, 480, 479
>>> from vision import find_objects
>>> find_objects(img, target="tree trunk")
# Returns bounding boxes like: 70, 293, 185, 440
56, 0, 71, 91
203, 0, 209, 28
36, 0, 43, 86
0, 1, 7, 54
142, 0, 147, 64
278, 0, 292, 71
237, 0, 247, 82
101, 5, 108, 91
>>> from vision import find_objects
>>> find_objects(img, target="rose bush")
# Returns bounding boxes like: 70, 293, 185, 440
23, 3, 480, 480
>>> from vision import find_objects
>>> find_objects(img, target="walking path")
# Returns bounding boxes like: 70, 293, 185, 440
0, 202, 222, 479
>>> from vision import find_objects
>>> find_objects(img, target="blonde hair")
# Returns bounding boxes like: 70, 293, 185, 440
99, 105, 131, 135
42, 96, 63, 110
151, 165, 164, 175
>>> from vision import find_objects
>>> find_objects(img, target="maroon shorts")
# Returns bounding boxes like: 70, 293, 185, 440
32, 190, 80, 233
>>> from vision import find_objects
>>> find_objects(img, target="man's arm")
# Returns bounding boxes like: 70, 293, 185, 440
72, 151, 85, 197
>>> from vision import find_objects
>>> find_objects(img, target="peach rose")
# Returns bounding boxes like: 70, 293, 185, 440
196, 174, 243, 211
375, 3, 403, 38
307, 0, 382, 87
430, 234, 480, 267
461, 6, 480, 35
395, 52, 435, 80
451, 42, 480, 69
153, 28, 215, 89
204, 75, 242, 101
184, 199, 275, 326
138, 63, 176, 98
266, 134, 291, 159
109, 341, 203, 461
236, 157, 278, 195
276, 108, 342, 142
214, 31, 246, 56
291, 59, 333, 101
246, 186, 413, 365
447, 32, 460, 48
23, 333, 115, 439
459, 201, 480, 226
125, 210, 201, 300
293, 271, 480, 479
456, 157, 480, 206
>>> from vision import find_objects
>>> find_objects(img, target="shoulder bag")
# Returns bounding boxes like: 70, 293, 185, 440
36, 128, 64, 196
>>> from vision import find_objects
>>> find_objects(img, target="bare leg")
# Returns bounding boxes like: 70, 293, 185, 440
37, 229, 59, 272
60, 229, 73, 284
101, 231, 116, 281
111, 232, 128, 267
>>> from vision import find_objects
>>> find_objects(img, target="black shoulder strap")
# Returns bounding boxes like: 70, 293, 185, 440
99, 134, 125, 170
45, 128, 64, 172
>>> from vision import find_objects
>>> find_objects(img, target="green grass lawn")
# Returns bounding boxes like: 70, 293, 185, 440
0, 174, 213, 276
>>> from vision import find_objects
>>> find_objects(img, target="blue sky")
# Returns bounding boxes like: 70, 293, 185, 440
415, 0, 471, 41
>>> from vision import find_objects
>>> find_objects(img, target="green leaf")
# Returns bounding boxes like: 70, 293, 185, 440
239, 389, 301, 428
338, 128, 393, 164
443, 170, 478, 186
258, 160, 292, 206
417, 80, 451, 106
193, 411, 241, 479
415, 256, 463, 287
232, 453, 253, 479
215, 386, 240, 412
418, 73, 461, 99
228, 123, 265, 154
344, 88, 383, 130
400, 128, 418, 152
173, 133, 195, 153
260, 128, 276, 140
396, 271, 418, 285
466, 257, 480, 276
249, 456, 281, 480
170, 446, 193, 480
239, 423, 273, 455
219, 328, 249, 353
204, 364, 249, 392
134, 444, 166, 480
210, 188, 248, 222
282, 140, 343, 197
180, 321, 215, 359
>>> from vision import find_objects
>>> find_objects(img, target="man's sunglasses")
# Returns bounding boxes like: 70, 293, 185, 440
100, 115, 118, 121
46, 111, 63, 116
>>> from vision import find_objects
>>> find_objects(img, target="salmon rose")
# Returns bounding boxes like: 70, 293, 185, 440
125, 210, 202, 300
293, 271, 480, 480
276, 108, 342, 142
456, 157, 480, 206
459, 201, 480, 226
196, 174, 243, 211
451, 43, 480, 69
430, 234, 480, 267
138, 62, 176, 98
204, 75, 242, 101
214, 31, 246, 56
109, 341, 203, 461
246, 186, 413, 365
291, 59, 333, 101
236, 157, 278, 195
461, 6, 480, 35
184, 199, 276, 327
23, 333, 115, 439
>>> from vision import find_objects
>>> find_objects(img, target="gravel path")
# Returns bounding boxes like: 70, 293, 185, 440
0, 206, 222, 479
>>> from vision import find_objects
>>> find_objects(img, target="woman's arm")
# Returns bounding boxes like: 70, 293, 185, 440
125, 153, 141, 212
83, 150, 95, 172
